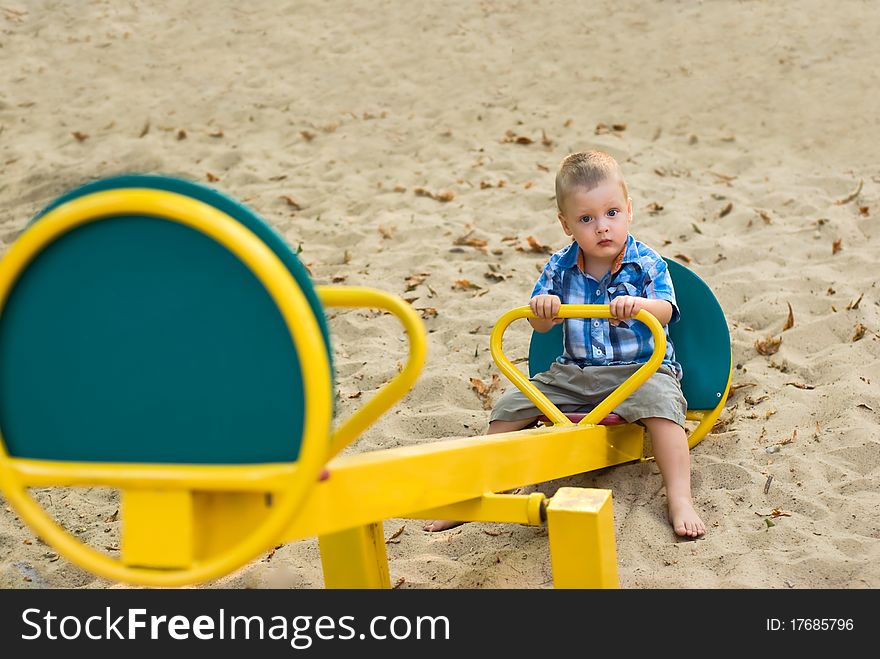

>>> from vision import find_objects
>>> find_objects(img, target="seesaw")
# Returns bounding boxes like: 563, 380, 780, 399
0, 175, 730, 588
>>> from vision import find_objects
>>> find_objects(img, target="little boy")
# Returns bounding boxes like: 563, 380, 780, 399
425, 150, 705, 538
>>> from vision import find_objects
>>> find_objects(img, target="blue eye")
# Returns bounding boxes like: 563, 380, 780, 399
608, 209, 619, 217
580, 215, 593, 223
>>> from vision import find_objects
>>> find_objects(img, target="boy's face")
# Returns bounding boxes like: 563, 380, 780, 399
557, 179, 632, 266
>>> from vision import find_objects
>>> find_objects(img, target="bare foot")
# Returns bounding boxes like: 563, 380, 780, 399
422, 520, 465, 532
668, 497, 705, 538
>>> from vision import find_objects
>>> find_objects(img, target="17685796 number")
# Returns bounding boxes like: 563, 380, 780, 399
766, 618, 854, 631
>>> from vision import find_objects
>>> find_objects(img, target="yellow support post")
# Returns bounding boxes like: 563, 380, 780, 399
546, 487, 618, 589
122, 489, 194, 569
319, 522, 391, 589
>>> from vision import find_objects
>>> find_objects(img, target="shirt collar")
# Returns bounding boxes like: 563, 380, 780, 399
564, 233, 637, 277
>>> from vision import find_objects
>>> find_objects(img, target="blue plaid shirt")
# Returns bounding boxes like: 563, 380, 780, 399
531, 234, 682, 378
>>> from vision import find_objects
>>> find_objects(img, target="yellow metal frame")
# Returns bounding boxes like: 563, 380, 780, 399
546, 488, 618, 588
316, 286, 427, 460
492, 304, 731, 456
319, 523, 391, 589
0, 188, 332, 587
0, 191, 730, 589
491, 305, 665, 429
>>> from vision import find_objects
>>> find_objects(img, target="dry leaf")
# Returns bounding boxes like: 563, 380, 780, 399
502, 129, 534, 145
769, 507, 792, 518
525, 235, 553, 254
674, 253, 692, 264
393, 184, 406, 193
594, 122, 627, 135
745, 394, 769, 406
417, 307, 438, 319
72, 131, 89, 142
778, 429, 797, 445
853, 323, 867, 341
208, 129, 224, 138
280, 195, 302, 210
206, 172, 220, 182
176, 129, 187, 140
785, 382, 815, 390
755, 335, 782, 356
138, 120, 150, 138
414, 187, 455, 202
454, 235, 488, 252
782, 302, 794, 331
541, 129, 553, 147
386, 525, 406, 544
835, 179, 863, 205
757, 209, 773, 224
470, 374, 502, 409
392, 577, 406, 589
484, 271, 508, 282
647, 202, 664, 214
453, 279, 482, 291
332, 275, 347, 283
859, 206, 870, 217
404, 273, 430, 291
847, 293, 863, 310
719, 202, 733, 218
832, 239, 843, 255
300, 130, 315, 141
378, 225, 394, 239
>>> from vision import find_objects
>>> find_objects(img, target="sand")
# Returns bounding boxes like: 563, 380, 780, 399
1, 0, 878, 590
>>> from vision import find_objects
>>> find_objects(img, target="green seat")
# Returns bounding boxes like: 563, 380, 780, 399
528, 258, 730, 412
0, 175, 333, 464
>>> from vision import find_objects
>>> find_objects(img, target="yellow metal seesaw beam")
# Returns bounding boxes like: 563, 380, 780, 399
278, 421, 644, 543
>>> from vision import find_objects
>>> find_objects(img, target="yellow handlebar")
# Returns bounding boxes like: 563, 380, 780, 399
489, 305, 666, 426
317, 286, 427, 460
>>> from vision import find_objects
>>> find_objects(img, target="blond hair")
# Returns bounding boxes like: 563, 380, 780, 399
555, 151, 629, 213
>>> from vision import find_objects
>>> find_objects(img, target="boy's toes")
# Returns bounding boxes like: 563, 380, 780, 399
423, 520, 464, 533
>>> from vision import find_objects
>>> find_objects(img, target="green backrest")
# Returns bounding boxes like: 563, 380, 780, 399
0, 175, 333, 464
528, 258, 730, 410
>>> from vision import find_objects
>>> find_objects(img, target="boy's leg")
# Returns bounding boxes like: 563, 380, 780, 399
641, 417, 705, 538
422, 416, 538, 532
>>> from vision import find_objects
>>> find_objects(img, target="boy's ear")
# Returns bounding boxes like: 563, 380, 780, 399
557, 212, 573, 236
627, 197, 633, 223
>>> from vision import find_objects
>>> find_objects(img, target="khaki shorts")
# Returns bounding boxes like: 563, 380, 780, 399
489, 362, 687, 427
